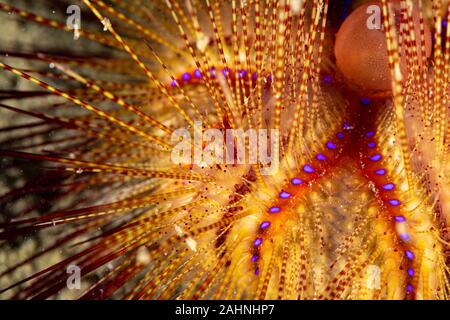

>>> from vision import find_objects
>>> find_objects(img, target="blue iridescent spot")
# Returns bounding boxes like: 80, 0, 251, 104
255, 267, 260, 275
170, 80, 178, 87
370, 154, 382, 161
406, 284, 413, 293
323, 75, 333, 84
254, 238, 262, 246
343, 122, 351, 129
375, 169, 386, 175
194, 69, 202, 78
407, 268, 414, 277
279, 191, 291, 199
253, 72, 258, 80
366, 131, 375, 137
240, 69, 247, 78
260, 221, 271, 229
291, 178, 303, 185
400, 233, 410, 241
182, 72, 191, 81
395, 216, 406, 222
303, 164, 315, 173
382, 183, 395, 191
337, 132, 344, 139
368, 142, 376, 148
326, 141, 337, 150
269, 206, 280, 214
388, 199, 401, 206
251, 255, 259, 262
405, 250, 414, 260
361, 98, 370, 105
316, 153, 327, 161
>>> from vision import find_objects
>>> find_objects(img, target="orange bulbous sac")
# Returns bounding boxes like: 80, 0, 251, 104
334, 0, 432, 95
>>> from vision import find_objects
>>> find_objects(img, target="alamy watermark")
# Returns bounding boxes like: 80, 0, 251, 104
171, 121, 280, 175
366, 4, 382, 30
66, 5, 81, 40
66, 264, 81, 290
366, 265, 381, 290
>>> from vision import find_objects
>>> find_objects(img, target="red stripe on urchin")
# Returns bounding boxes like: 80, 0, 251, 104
250, 124, 352, 275
358, 120, 416, 298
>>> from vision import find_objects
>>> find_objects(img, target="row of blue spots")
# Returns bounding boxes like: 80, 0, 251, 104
365, 130, 415, 294
251, 220, 270, 272
174, 67, 344, 91
252, 127, 347, 273
256, 133, 343, 237
171, 68, 254, 87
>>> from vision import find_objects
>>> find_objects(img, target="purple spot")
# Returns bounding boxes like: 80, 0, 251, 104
405, 250, 414, 260
255, 267, 260, 275
366, 131, 375, 138
326, 141, 337, 150
337, 132, 344, 139
375, 169, 386, 176
222, 68, 230, 77
251, 255, 259, 262
170, 80, 178, 87
303, 164, 315, 173
254, 238, 262, 246
182, 72, 191, 81
407, 268, 414, 277
388, 199, 401, 206
395, 215, 406, 222
323, 74, 333, 84
291, 178, 303, 185
406, 284, 413, 292
269, 206, 280, 214
209, 68, 216, 78
239, 69, 247, 78
370, 154, 382, 162
361, 98, 370, 105
343, 122, 351, 130
279, 191, 291, 199
260, 221, 271, 229
382, 183, 395, 191
316, 153, 327, 161
194, 69, 202, 79
400, 233, 410, 241
253, 72, 258, 80
368, 142, 376, 148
